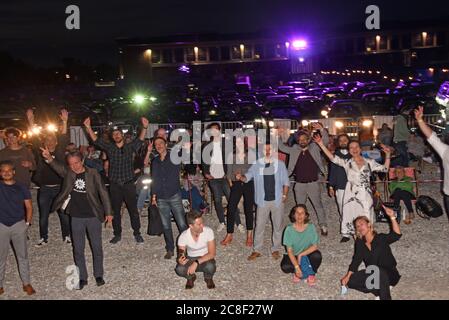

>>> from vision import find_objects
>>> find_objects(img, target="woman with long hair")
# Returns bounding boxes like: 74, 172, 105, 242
341, 206, 401, 300
313, 135, 391, 241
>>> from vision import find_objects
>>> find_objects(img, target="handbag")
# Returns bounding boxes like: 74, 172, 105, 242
373, 198, 401, 223
416, 195, 443, 219
147, 204, 163, 236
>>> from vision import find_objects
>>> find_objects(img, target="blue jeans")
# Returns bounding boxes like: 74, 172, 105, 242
299, 256, 315, 279
137, 187, 151, 211
157, 192, 188, 252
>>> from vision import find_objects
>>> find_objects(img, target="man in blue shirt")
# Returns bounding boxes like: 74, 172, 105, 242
151, 137, 188, 259
0, 160, 35, 296
236, 144, 290, 261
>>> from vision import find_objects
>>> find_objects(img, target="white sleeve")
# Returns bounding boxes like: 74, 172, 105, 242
206, 227, 215, 241
367, 158, 388, 173
428, 132, 449, 159
331, 154, 347, 168
178, 232, 187, 247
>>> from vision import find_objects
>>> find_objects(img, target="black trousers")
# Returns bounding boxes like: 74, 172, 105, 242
280, 251, 322, 274
110, 182, 141, 237
38, 185, 71, 240
391, 189, 415, 213
347, 267, 400, 300
444, 195, 449, 221
226, 181, 255, 233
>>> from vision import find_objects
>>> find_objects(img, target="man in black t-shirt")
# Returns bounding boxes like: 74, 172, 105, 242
41, 149, 113, 290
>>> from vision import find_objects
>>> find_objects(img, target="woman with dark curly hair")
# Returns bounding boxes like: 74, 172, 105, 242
281, 205, 322, 285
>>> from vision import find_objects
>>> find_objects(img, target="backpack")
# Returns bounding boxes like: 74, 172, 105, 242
415, 196, 444, 219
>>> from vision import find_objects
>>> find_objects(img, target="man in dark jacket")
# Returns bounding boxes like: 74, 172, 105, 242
328, 134, 352, 242
201, 123, 241, 232
41, 148, 113, 290
26, 108, 71, 246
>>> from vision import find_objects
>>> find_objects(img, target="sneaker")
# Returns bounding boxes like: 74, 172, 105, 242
134, 234, 144, 243
237, 224, 246, 234
109, 236, 121, 244
164, 251, 174, 259
320, 227, 328, 236
340, 237, 351, 243
63, 236, 71, 244
35, 238, 48, 247
95, 277, 105, 286
216, 223, 226, 232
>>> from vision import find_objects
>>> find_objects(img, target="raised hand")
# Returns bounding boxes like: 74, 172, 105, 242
40, 147, 52, 162
26, 108, 35, 124
414, 106, 424, 121
312, 133, 322, 145
382, 204, 395, 218
312, 122, 324, 131
380, 144, 391, 156
83, 117, 91, 128
60, 109, 69, 122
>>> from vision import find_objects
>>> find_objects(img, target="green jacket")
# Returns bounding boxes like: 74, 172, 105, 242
389, 176, 414, 195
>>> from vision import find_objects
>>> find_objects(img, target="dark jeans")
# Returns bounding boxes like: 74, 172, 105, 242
280, 251, 322, 274
227, 181, 255, 233
157, 192, 188, 252
110, 182, 141, 237
71, 217, 104, 281
208, 178, 240, 225
391, 189, 415, 213
392, 141, 409, 167
347, 267, 400, 300
38, 185, 71, 240
175, 257, 216, 280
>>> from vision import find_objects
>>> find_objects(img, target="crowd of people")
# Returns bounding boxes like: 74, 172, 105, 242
0, 106, 447, 300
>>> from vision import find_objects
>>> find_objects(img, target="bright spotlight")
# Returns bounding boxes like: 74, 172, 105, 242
32, 126, 42, 135
47, 123, 57, 132
133, 94, 146, 105
292, 39, 307, 49
301, 120, 309, 127
321, 110, 328, 117
268, 121, 275, 128
335, 121, 344, 129
362, 120, 373, 127
299, 57, 305, 63
149, 96, 157, 102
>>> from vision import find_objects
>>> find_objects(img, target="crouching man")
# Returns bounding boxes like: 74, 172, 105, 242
175, 211, 216, 290
41, 148, 113, 290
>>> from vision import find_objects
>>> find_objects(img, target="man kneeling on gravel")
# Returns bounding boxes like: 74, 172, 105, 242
175, 211, 217, 289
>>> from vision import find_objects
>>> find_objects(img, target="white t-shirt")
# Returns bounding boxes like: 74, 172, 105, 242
178, 226, 215, 258
210, 141, 225, 179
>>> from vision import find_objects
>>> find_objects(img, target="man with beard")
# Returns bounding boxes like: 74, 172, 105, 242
328, 134, 352, 242
84, 117, 149, 244
278, 123, 329, 236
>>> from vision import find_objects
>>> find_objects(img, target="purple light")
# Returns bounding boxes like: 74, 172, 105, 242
299, 57, 305, 63
292, 39, 307, 49
178, 65, 190, 73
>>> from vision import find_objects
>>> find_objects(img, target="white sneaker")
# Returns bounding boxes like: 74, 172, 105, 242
35, 238, 48, 247
237, 224, 246, 234
63, 236, 72, 244
217, 223, 226, 232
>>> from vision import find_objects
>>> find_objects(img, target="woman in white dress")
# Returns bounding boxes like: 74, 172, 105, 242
313, 134, 391, 241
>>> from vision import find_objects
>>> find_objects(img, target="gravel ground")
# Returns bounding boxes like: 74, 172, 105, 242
1, 164, 449, 300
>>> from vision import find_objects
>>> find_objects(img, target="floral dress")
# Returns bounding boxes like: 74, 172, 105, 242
332, 155, 388, 237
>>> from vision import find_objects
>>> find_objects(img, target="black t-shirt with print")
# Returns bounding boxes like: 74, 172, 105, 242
68, 172, 95, 218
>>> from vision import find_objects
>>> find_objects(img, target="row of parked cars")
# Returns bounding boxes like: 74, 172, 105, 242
155, 78, 441, 123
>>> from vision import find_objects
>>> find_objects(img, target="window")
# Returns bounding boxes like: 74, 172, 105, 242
243, 45, 252, 59
365, 38, 376, 52
209, 47, 219, 61
174, 48, 184, 63
254, 44, 264, 59
162, 49, 172, 63
275, 44, 286, 58
378, 36, 388, 50
424, 32, 434, 46
265, 44, 276, 58
220, 46, 230, 60
198, 47, 207, 61
186, 48, 195, 62
151, 50, 161, 63
231, 45, 241, 59
412, 33, 422, 47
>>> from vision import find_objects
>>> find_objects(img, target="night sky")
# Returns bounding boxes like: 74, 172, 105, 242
1, 0, 449, 66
